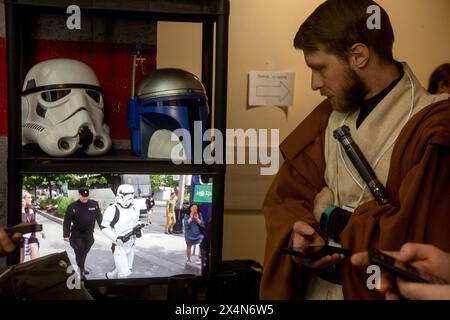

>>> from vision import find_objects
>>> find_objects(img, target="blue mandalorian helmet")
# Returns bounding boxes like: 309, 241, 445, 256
127, 68, 210, 160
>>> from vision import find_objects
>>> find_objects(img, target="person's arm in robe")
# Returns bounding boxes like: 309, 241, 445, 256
341, 102, 450, 299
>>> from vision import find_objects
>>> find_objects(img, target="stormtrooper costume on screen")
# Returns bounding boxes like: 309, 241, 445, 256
21, 58, 112, 157
101, 184, 141, 279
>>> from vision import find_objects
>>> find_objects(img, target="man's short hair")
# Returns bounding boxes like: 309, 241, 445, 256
294, 0, 394, 63
78, 187, 89, 197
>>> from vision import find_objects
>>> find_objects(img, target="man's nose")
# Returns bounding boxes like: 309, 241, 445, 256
311, 72, 324, 91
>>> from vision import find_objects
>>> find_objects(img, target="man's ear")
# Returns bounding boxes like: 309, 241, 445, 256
348, 43, 370, 69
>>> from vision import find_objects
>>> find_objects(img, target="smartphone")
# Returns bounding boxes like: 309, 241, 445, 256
5, 223, 43, 235
368, 249, 448, 284
281, 244, 351, 261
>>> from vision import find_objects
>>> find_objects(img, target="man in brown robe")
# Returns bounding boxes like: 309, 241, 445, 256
260, 0, 450, 300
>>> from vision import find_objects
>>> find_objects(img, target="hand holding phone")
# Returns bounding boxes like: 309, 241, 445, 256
281, 244, 351, 261
368, 249, 449, 285
290, 221, 347, 269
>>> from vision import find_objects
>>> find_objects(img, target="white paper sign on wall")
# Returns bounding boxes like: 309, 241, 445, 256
248, 71, 294, 107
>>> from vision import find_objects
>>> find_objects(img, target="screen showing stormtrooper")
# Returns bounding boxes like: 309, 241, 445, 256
101, 184, 143, 279
21, 58, 112, 157
21, 173, 213, 281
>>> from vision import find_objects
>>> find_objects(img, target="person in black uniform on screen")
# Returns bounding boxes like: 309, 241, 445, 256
63, 187, 102, 280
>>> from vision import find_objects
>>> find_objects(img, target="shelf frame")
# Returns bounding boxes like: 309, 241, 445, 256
5, 0, 229, 275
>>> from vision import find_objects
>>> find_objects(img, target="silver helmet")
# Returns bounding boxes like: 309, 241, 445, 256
21, 58, 112, 157
130, 68, 209, 160
135, 68, 207, 100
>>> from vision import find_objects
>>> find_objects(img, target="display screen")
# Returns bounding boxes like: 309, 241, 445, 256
20, 173, 213, 281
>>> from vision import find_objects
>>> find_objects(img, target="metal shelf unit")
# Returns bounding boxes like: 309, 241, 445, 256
5, 0, 229, 275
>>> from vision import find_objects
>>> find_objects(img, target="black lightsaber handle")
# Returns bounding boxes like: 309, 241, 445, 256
333, 125, 391, 205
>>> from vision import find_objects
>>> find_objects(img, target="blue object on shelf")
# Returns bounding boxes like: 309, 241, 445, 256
128, 68, 210, 160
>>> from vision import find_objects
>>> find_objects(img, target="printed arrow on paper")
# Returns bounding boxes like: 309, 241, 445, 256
256, 81, 290, 102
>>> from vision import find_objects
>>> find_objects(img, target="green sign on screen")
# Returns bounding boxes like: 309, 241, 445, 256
193, 184, 213, 203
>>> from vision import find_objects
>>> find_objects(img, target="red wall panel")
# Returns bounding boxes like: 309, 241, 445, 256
0, 38, 156, 140
31, 39, 156, 140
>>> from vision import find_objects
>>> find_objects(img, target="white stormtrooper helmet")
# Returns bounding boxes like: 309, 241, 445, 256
21, 58, 112, 157
115, 184, 135, 208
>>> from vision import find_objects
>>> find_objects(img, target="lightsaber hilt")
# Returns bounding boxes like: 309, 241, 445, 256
333, 125, 391, 205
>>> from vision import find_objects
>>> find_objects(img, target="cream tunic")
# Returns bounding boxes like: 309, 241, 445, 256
306, 63, 449, 300
325, 63, 448, 210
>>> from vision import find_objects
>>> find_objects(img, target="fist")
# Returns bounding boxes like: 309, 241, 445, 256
291, 221, 344, 269
313, 187, 334, 222
116, 237, 125, 247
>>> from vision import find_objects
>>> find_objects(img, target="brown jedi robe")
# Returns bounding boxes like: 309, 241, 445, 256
260, 97, 450, 300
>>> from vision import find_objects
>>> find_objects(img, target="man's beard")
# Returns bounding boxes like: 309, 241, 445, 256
328, 68, 367, 113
